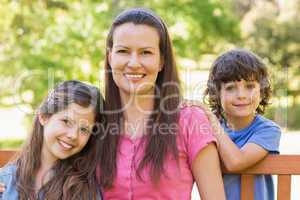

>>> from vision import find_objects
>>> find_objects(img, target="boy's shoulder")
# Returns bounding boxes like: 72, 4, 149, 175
247, 115, 281, 153
253, 115, 281, 131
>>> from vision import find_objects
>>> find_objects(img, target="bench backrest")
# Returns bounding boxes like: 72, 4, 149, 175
1, 151, 300, 199
0, 150, 17, 167
223, 155, 300, 200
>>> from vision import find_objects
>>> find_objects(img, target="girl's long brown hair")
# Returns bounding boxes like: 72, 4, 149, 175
14, 80, 104, 200
98, 8, 182, 188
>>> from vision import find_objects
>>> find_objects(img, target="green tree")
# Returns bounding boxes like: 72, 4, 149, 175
237, 0, 300, 127
0, 0, 240, 111
240, 0, 300, 94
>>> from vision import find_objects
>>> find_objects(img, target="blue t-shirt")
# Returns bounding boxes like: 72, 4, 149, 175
222, 115, 281, 200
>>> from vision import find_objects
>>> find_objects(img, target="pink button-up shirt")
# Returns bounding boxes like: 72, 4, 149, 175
100, 106, 216, 199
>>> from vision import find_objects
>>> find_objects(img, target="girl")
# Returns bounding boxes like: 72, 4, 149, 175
97, 8, 225, 199
0, 80, 104, 200
204, 49, 281, 200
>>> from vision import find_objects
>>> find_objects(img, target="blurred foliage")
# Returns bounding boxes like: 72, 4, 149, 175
238, 0, 300, 98
0, 0, 299, 128
233, 0, 300, 128
0, 139, 24, 149
0, 0, 240, 110
265, 103, 300, 130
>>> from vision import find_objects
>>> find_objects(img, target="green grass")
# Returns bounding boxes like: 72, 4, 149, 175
0, 139, 24, 149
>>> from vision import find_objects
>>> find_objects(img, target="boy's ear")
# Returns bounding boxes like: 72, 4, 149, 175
38, 114, 49, 126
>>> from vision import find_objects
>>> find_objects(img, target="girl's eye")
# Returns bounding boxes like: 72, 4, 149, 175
62, 119, 72, 127
79, 127, 90, 135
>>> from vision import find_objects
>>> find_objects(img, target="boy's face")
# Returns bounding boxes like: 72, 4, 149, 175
220, 79, 261, 122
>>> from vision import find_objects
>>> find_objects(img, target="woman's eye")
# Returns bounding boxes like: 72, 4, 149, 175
141, 50, 152, 55
116, 49, 127, 54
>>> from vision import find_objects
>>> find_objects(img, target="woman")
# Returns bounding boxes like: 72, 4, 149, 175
97, 8, 225, 200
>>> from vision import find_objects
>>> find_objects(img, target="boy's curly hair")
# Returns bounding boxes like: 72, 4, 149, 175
204, 49, 271, 118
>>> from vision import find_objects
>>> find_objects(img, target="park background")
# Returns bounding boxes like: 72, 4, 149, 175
0, 0, 299, 199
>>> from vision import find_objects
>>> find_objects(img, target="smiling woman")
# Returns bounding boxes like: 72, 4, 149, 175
108, 22, 162, 95
97, 8, 226, 200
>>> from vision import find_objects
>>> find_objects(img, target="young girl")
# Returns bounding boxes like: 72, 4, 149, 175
0, 80, 104, 200
204, 49, 281, 200
96, 8, 225, 199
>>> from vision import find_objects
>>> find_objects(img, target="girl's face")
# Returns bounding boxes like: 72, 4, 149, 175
220, 79, 261, 122
40, 103, 95, 164
108, 22, 163, 97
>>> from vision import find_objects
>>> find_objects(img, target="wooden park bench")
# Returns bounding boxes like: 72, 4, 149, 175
0, 150, 16, 167
223, 155, 300, 200
1, 150, 300, 199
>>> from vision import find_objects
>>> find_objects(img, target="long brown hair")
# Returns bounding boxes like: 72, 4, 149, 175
204, 49, 271, 118
14, 80, 104, 200
98, 8, 182, 188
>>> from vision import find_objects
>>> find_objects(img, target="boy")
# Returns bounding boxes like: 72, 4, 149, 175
204, 49, 281, 200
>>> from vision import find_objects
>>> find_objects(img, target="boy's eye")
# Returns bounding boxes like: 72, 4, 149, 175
246, 84, 255, 89
225, 85, 235, 91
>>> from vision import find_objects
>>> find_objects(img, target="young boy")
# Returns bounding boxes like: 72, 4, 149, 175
204, 49, 281, 200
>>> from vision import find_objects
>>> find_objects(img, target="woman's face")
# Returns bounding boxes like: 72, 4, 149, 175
40, 103, 95, 164
108, 22, 163, 97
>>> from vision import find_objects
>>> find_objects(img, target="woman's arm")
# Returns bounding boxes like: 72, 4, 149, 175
192, 143, 226, 200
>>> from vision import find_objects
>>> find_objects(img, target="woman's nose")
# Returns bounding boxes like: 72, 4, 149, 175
127, 53, 141, 68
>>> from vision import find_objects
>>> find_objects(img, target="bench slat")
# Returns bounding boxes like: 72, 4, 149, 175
277, 175, 291, 200
241, 175, 254, 200
0, 150, 17, 167
223, 155, 300, 175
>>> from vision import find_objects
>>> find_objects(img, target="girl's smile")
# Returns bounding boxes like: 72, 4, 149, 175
40, 103, 95, 163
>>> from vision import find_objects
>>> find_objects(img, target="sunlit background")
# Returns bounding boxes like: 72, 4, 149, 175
0, 0, 299, 199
